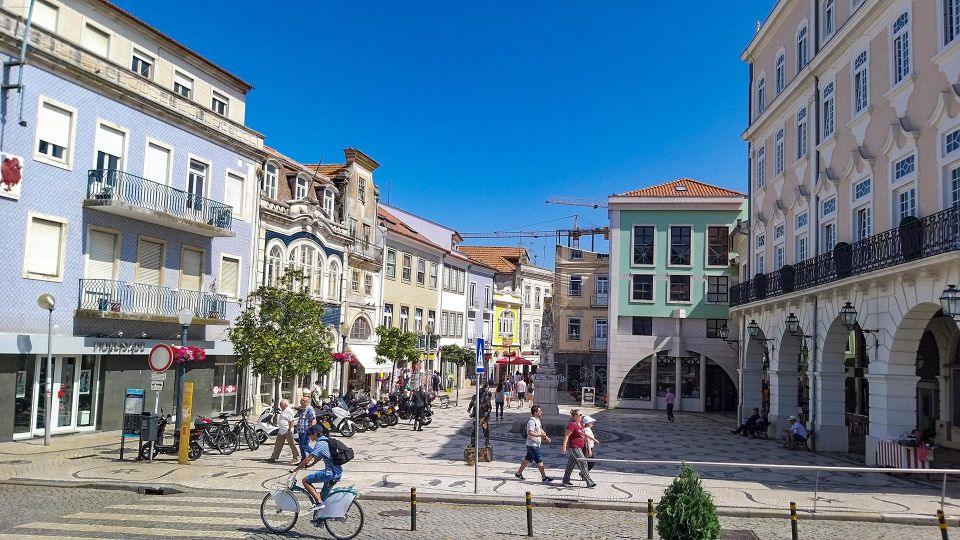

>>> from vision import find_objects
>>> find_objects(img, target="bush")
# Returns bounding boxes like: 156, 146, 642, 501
657, 464, 721, 540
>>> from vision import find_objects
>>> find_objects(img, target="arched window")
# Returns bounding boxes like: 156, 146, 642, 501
294, 176, 308, 200
262, 162, 278, 199
288, 244, 316, 294
349, 317, 372, 340
315, 255, 325, 297
327, 260, 340, 301
266, 245, 283, 286
498, 311, 514, 336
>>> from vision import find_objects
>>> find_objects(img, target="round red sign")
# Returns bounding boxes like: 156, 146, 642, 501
148, 344, 174, 373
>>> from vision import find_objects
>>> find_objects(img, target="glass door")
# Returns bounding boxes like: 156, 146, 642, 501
54, 357, 79, 432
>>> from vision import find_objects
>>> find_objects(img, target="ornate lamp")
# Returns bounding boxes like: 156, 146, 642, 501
747, 319, 760, 338
718, 324, 729, 340
941, 285, 960, 321
785, 313, 800, 336
839, 302, 858, 331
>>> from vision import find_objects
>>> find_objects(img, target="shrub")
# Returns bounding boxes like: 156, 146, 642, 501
657, 464, 721, 540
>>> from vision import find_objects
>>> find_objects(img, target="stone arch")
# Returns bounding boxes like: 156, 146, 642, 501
771, 326, 804, 426
888, 302, 944, 373
742, 324, 769, 418
617, 354, 656, 407
812, 313, 853, 452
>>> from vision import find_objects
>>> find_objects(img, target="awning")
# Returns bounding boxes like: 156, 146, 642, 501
347, 343, 391, 374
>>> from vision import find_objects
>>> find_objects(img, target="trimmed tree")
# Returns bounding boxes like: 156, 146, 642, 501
439, 344, 473, 394
657, 464, 721, 540
375, 326, 420, 392
229, 271, 334, 405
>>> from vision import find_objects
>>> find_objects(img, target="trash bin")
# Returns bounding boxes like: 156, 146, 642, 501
141, 412, 158, 443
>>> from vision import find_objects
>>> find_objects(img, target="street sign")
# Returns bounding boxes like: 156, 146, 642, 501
150, 372, 167, 381
475, 338, 485, 374
150, 380, 164, 391
148, 344, 174, 373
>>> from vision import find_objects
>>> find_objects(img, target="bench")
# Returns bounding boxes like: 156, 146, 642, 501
438, 395, 450, 409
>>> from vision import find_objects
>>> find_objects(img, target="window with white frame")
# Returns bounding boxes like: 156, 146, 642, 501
417, 258, 425, 286
631, 274, 654, 302
383, 304, 394, 327
430, 263, 438, 288
81, 23, 109, 57
893, 12, 911, 85
32, 1, 57, 31
895, 185, 917, 222
294, 177, 308, 200
187, 159, 207, 211
775, 129, 784, 175
796, 234, 809, 262
85, 228, 117, 281
211, 92, 228, 117
535, 286, 542, 308
822, 82, 836, 138
706, 226, 729, 266
402, 254, 412, 282
500, 311, 515, 336
951, 165, 960, 208
323, 188, 334, 217
757, 145, 766, 188
224, 171, 244, 217
24, 216, 65, 280
385, 249, 396, 279
758, 77, 766, 114
524, 285, 531, 308
796, 211, 809, 230
567, 317, 581, 341
219, 256, 240, 298
173, 71, 193, 99
569, 274, 583, 296
853, 50, 869, 114
262, 162, 278, 198
822, 196, 837, 216
415, 308, 423, 333
36, 100, 73, 164
774, 223, 785, 241
774, 244, 785, 269
94, 123, 125, 172
456, 313, 464, 337
668, 275, 691, 303
855, 206, 872, 240
948, 128, 960, 155
776, 53, 785, 95
821, 222, 837, 253
327, 262, 340, 300
797, 25, 808, 68
755, 253, 765, 274
266, 245, 282, 286
854, 178, 872, 201
756, 233, 766, 249
893, 154, 916, 183
523, 322, 531, 345
358, 177, 366, 204
131, 49, 153, 79
288, 244, 316, 294
824, 0, 836, 38
351, 269, 360, 292
946, 0, 960, 45
349, 317, 372, 340
797, 107, 808, 159
441, 311, 449, 336
399, 306, 409, 332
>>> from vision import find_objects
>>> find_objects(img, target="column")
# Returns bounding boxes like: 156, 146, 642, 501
865, 373, 920, 465
768, 369, 798, 428
813, 370, 848, 452
739, 367, 763, 423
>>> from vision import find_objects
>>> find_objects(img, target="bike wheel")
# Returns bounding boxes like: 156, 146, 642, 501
188, 441, 203, 460
220, 431, 239, 455
353, 418, 366, 433
386, 413, 398, 426
366, 418, 378, 431
377, 416, 389, 428
260, 492, 299, 533
243, 424, 260, 451
256, 429, 268, 444
138, 442, 158, 461
339, 421, 355, 438
324, 500, 364, 540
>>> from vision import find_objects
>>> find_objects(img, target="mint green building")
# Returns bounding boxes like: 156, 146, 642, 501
606, 179, 747, 412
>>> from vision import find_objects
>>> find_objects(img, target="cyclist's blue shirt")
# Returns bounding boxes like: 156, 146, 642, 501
308, 437, 343, 477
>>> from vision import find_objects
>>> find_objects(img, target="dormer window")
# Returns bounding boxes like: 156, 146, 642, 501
358, 177, 367, 205
262, 162, 278, 199
294, 177, 308, 200
323, 187, 335, 217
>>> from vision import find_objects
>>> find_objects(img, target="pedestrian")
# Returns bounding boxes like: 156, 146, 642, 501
432, 371, 440, 393
412, 385, 427, 431
505, 378, 513, 408
665, 388, 675, 422
310, 380, 323, 408
494, 382, 505, 419
515, 405, 554, 483
267, 399, 299, 464
296, 395, 317, 460
527, 378, 534, 406
561, 409, 596, 488
515, 377, 527, 409
582, 415, 600, 472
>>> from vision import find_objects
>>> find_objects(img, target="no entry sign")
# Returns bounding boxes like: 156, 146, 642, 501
148, 344, 174, 373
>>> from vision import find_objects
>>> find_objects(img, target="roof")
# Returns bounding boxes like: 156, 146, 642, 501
457, 246, 528, 273
304, 164, 348, 178
616, 178, 746, 198
263, 146, 333, 185
378, 207, 446, 252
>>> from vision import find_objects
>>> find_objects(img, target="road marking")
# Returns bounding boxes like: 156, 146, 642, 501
0, 536, 110, 540
108, 503, 255, 515
151, 496, 264, 506
15, 522, 249, 538
67, 512, 264, 527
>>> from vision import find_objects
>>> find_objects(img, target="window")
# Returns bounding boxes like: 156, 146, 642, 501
822, 82, 835, 138
86, 228, 117, 280
262, 163, 278, 198
402, 254, 412, 282
797, 107, 808, 159
131, 49, 153, 79
288, 244, 316, 294
484, 285, 491, 308
821, 222, 837, 253
211, 92, 228, 117
364, 273, 373, 295
25, 216, 65, 279
294, 177, 308, 200
351, 269, 360, 292
797, 25, 808, 68
756, 234, 766, 249
211, 361, 239, 414
594, 319, 608, 340
524, 286, 531, 308
707, 276, 729, 304
706, 319, 726, 339
323, 188, 335, 217
632, 225, 655, 265
755, 253, 765, 274
349, 218, 358, 239
33, 1, 57, 31
893, 13, 911, 85
952, 167, 960, 208
442, 266, 449, 290
567, 317, 581, 341
824, 0, 835, 38
358, 177, 366, 204
500, 311, 515, 336
430, 263, 438, 288
774, 244, 785, 269
264, 246, 282, 286
853, 50, 869, 114
523, 322, 531, 345
469, 282, 477, 306
417, 258, 426, 286
144, 141, 172, 186
774, 223, 785, 240
349, 318, 372, 340
385, 250, 396, 279
775, 129, 784, 175
383, 304, 394, 327
656, 355, 676, 398
187, 159, 207, 212
776, 53, 785, 95
327, 262, 340, 300
854, 178, 872, 201
535, 287, 542, 309
757, 77, 766, 113
893, 154, 916, 182
571, 249, 583, 260
757, 145, 766, 188
669, 275, 691, 303
399, 306, 409, 332
631, 274, 654, 302
946, 0, 960, 45
855, 206, 872, 240
94, 123, 125, 172
669, 226, 692, 265
533, 323, 540, 346
173, 71, 193, 99
457, 268, 465, 293
796, 235, 809, 262
81, 23, 109, 57
224, 171, 244, 217
36, 100, 73, 164
456, 313, 464, 337
796, 211, 809, 229
180, 247, 204, 291
896, 186, 917, 222
219, 256, 240, 298
822, 197, 837, 216
632, 316, 653, 336
428, 310, 436, 333
947, 128, 960, 154
707, 226, 728, 266
415, 308, 423, 333
441, 312, 449, 336
135, 237, 163, 286
569, 274, 583, 296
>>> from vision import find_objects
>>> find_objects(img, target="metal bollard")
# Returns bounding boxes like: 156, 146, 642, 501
411, 487, 417, 531
790, 501, 798, 540
526, 491, 533, 537
938, 509, 949, 540
647, 498, 654, 539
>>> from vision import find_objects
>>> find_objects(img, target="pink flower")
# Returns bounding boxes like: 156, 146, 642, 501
332, 352, 358, 365
173, 346, 207, 364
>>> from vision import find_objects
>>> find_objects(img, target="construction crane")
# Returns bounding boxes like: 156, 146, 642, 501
459, 227, 607, 239
545, 196, 608, 209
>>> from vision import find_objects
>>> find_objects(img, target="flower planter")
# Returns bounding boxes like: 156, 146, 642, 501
898, 215, 923, 261
833, 242, 852, 278
780, 264, 795, 293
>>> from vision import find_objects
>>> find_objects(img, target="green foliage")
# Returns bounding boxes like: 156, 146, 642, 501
374, 326, 420, 367
229, 270, 334, 380
439, 344, 473, 366
656, 464, 721, 540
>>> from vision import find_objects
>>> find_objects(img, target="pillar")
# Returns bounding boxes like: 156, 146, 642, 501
739, 367, 763, 423
768, 369, 798, 428
864, 373, 920, 465
813, 370, 848, 452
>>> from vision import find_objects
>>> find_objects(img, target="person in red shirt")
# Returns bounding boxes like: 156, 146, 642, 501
560, 409, 596, 488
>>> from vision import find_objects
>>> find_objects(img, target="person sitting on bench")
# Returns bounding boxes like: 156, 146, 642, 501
732, 408, 760, 436
783, 416, 808, 449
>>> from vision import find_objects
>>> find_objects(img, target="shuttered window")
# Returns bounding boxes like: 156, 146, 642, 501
135, 238, 163, 285
224, 172, 244, 217
36, 101, 72, 162
220, 256, 240, 298
143, 142, 170, 185
86, 229, 117, 280
25, 217, 64, 277
81, 23, 109, 57
180, 247, 203, 291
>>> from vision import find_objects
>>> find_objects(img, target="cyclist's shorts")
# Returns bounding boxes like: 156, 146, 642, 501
305, 469, 340, 485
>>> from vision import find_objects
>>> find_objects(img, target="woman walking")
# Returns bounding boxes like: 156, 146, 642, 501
561, 409, 596, 488
494, 382, 505, 420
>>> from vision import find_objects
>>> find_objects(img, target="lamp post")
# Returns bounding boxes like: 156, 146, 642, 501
941, 285, 960, 320
785, 313, 800, 336
718, 324, 739, 350
37, 294, 55, 446
838, 301, 880, 347
175, 308, 193, 434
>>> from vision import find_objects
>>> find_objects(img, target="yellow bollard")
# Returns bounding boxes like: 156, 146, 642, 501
177, 382, 193, 464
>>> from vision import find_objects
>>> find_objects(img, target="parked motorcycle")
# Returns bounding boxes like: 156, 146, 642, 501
317, 399, 356, 437
138, 414, 203, 461
365, 400, 381, 431
348, 399, 370, 433
256, 405, 280, 444
380, 401, 398, 427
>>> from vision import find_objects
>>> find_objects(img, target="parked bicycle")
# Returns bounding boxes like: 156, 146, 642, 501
232, 407, 260, 451
260, 473, 364, 540
194, 412, 239, 455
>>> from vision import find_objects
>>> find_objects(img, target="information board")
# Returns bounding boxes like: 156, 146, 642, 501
581, 386, 596, 407
122, 388, 145, 437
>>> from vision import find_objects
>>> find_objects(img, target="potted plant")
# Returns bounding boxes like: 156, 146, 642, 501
210, 207, 231, 228
833, 241, 852, 278
752, 272, 768, 299
657, 464, 721, 540
780, 264, 796, 293
898, 215, 923, 261
95, 185, 114, 200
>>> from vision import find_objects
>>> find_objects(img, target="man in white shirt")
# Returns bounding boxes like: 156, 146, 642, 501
515, 378, 528, 409
514, 405, 553, 482
783, 415, 809, 449
267, 399, 299, 464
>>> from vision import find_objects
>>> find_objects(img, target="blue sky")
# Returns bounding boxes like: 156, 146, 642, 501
116, 1, 774, 266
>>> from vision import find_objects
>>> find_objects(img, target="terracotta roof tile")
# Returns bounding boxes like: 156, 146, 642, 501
302, 164, 348, 178
617, 178, 746, 198
457, 246, 528, 273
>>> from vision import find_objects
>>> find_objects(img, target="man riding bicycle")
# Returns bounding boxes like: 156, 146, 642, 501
289, 424, 343, 511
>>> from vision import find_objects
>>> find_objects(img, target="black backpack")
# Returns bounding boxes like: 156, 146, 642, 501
326, 437, 354, 465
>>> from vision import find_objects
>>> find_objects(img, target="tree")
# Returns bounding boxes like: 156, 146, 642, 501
656, 464, 721, 540
229, 271, 334, 403
439, 345, 473, 402
375, 326, 420, 391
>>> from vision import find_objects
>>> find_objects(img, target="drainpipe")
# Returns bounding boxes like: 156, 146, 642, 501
810, 296, 818, 449
1, 0, 37, 134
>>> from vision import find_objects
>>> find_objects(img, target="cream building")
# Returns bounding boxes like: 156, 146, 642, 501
735, 0, 960, 463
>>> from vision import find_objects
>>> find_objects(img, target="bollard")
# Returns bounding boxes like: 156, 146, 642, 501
938, 509, 949, 540
647, 498, 654, 539
790, 501, 798, 540
411, 487, 417, 531
526, 491, 533, 537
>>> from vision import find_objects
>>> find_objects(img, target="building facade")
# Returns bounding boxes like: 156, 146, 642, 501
492, 285, 522, 381
735, 0, 960, 462
608, 179, 745, 413
0, 0, 263, 441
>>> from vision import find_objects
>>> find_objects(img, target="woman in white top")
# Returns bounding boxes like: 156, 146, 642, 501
582, 415, 600, 472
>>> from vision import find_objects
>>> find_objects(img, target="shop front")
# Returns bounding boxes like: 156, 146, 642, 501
13, 354, 102, 439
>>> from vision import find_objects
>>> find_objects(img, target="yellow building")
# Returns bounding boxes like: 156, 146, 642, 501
492, 286, 521, 381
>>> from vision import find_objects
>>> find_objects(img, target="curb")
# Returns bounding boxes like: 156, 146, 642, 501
1, 477, 949, 525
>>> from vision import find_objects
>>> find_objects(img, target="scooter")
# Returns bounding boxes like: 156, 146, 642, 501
319, 399, 356, 437
256, 405, 281, 444
365, 400, 381, 431
380, 401, 398, 427
139, 414, 203, 461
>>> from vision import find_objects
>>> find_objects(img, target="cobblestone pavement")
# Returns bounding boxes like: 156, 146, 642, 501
1, 402, 957, 520
0, 485, 949, 539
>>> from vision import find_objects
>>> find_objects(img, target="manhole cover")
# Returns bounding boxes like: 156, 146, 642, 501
379, 509, 411, 517
720, 530, 761, 540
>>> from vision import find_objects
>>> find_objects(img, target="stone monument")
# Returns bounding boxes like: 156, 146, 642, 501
511, 297, 570, 436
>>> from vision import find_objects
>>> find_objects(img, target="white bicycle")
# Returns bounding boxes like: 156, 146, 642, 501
260, 473, 364, 540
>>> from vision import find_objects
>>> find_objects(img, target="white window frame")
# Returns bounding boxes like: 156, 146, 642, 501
854, 204, 872, 241
262, 161, 279, 199
566, 316, 581, 341
186, 154, 211, 210
757, 76, 766, 114
383, 304, 394, 328
211, 91, 229, 117
294, 176, 308, 200
218, 254, 242, 299
630, 272, 655, 303
358, 177, 367, 205
34, 95, 77, 170
824, 0, 836, 40
796, 234, 809, 263
822, 81, 836, 139
667, 224, 693, 268
775, 51, 786, 95
775, 128, 784, 176
323, 187, 335, 217
131, 48, 154, 80
178, 245, 206, 292
134, 235, 166, 285
820, 220, 837, 254
757, 145, 766, 188
92, 118, 129, 173
224, 168, 246, 219
568, 273, 583, 296
944, 0, 960, 47
894, 184, 918, 224
23, 213, 67, 282
385, 249, 396, 279
852, 49, 869, 116
774, 243, 785, 270
32, 0, 58, 32
755, 253, 765, 275
797, 107, 808, 159
892, 11, 912, 87
143, 137, 173, 186
797, 23, 809, 68
81, 20, 110, 57
667, 274, 692, 304
796, 210, 809, 231
173, 70, 194, 99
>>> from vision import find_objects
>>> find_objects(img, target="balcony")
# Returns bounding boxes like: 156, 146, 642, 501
84, 170, 234, 237
591, 292, 609, 307
76, 279, 228, 325
589, 338, 608, 351
346, 239, 383, 265
731, 207, 960, 307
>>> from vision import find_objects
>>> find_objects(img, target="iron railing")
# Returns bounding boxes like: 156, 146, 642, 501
591, 292, 609, 307
78, 279, 226, 319
469, 296, 480, 308
87, 170, 233, 230
731, 206, 960, 307
589, 337, 608, 351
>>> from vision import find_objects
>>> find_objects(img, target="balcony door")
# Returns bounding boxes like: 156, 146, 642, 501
135, 237, 164, 314
595, 274, 609, 304
94, 124, 125, 198
143, 141, 172, 212
83, 228, 119, 310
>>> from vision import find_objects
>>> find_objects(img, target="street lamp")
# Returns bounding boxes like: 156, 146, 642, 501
839, 302, 858, 331
37, 294, 55, 446
747, 320, 760, 338
785, 313, 800, 336
174, 307, 193, 434
718, 324, 739, 349
941, 285, 960, 320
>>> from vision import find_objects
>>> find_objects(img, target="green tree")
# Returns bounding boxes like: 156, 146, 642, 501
439, 344, 473, 399
656, 464, 721, 540
229, 271, 334, 402
375, 326, 420, 391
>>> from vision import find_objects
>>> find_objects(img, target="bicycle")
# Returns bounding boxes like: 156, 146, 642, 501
232, 407, 259, 451
195, 413, 239, 455
260, 473, 364, 540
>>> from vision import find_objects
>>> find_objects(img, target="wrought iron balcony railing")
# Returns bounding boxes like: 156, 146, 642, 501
86, 169, 233, 231
78, 279, 227, 321
591, 292, 609, 307
730, 206, 960, 307
589, 337, 608, 351
347, 239, 384, 264
469, 296, 480, 308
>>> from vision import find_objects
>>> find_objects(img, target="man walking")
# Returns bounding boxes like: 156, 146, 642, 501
412, 385, 427, 431
515, 405, 553, 482
515, 377, 527, 409
267, 399, 298, 464
296, 395, 317, 460
665, 388, 675, 422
